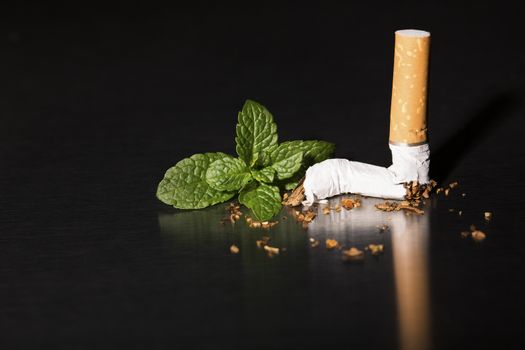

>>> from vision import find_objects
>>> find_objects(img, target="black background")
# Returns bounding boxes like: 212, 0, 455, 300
1, 1, 525, 349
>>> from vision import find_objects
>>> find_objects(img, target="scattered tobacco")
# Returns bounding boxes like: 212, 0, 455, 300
375, 201, 424, 215
461, 225, 487, 242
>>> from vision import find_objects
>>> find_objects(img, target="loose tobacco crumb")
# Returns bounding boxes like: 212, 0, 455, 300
256, 236, 271, 248
342, 247, 364, 260
375, 201, 424, 215
404, 180, 436, 201
367, 244, 384, 255
325, 239, 340, 250
472, 230, 487, 242
461, 225, 487, 242
290, 208, 317, 227
263, 245, 280, 257
246, 216, 278, 229
282, 179, 305, 207
230, 245, 240, 254
303, 211, 317, 223
221, 202, 243, 224
309, 237, 320, 248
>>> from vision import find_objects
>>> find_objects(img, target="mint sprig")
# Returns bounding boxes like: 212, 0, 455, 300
156, 100, 335, 221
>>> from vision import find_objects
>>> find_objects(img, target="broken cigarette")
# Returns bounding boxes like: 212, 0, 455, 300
302, 29, 431, 206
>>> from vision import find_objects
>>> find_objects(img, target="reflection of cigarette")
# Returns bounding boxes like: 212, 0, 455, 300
391, 209, 431, 350
303, 30, 431, 206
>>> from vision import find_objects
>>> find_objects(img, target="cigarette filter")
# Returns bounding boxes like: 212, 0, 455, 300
389, 29, 430, 146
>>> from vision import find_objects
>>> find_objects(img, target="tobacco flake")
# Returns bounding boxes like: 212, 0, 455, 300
449, 181, 459, 189
309, 237, 320, 248
342, 247, 364, 260
282, 179, 305, 207
263, 245, 280, 257
367, 244, 384, 255
375, 201, 424, 215
325, 239, 340, 250
471, 230, 486, 242
230, 245, 240, 254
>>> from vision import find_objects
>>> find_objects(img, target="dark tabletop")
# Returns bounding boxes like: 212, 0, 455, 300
1, 1, 525, 349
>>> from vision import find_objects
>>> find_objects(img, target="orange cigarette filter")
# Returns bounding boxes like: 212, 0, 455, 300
389, 30, 430, 146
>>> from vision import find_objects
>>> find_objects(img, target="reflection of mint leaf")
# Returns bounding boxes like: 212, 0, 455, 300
251, 167, 275, 183
270, 143, 303, 180
235, 100, 278, 167
239, 183, 282, 221
206, 156, 252, 191
157, 153, 235, 209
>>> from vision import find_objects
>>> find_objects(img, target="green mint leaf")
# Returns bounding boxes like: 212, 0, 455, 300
251, 167, 275, 183
298, 140, 335, 165
270, 143, 304, 180
275, 141, 335, 190
239, 183, 282, 221
258, 143, 278, 167
206, 156, 252, 191
235, 100, 278, 167
278, 140, 335, 166
284, 181, 299, 190
157, 152, 235, 209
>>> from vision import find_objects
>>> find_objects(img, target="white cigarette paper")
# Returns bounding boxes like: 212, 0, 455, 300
388, 143, 430, 184
303, 160, 406, 206
302, 29, 431, 206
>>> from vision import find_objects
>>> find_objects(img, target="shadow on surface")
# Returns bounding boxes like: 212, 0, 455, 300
431, 91, 520, 183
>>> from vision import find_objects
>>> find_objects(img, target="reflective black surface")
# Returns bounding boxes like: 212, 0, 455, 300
1, 2, 525, 349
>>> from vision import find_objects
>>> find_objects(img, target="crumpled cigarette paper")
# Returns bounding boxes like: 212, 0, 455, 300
302, 144, 430, 207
